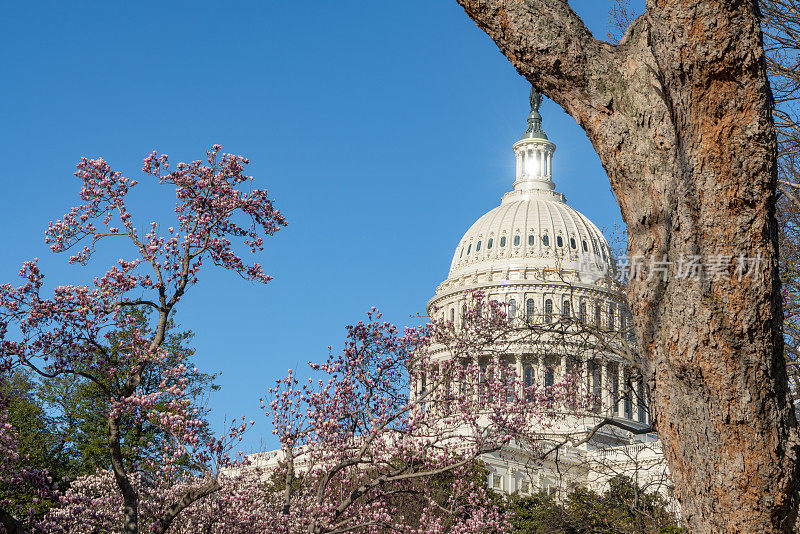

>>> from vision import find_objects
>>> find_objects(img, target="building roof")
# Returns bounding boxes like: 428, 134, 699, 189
440, 88, 612, 289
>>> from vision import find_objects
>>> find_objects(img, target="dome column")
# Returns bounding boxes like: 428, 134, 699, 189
558, 354, 567, 384
602, 361, 611, 413
584, 358, 593, 412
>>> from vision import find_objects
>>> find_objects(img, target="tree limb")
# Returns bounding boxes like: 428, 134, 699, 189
0, 507, 27, 534
156, 478, 222, 534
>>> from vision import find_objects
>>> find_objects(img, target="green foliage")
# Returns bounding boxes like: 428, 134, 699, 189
505, 475, 685, 534
2, 308, 218, 512
2, 371, 65, 476
506, 491, 571, 533
0, 370, 69, 516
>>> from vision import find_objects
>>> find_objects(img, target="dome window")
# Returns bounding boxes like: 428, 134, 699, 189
460, 247, 464, 258
487, 238, 493, 249
467, 244, 471, 254
476, 241, 482, 252
542, 235, 550, 247
528, 234, 535, 246
556, 236, 563, 248
500, 236, 506, 247
582, 240, 588, 252
570, 237, 577, 249
526, 298, 535, 322
514, 235, 520, 246
509, 298, 517, 319
544, 299, 553, 323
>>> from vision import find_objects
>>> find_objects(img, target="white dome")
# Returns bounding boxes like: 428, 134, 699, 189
430, 90, 616, 302
447, 187, 612, 281
422, 90, 655, 474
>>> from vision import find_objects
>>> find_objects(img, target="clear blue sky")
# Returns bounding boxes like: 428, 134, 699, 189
0, 1, 637, 452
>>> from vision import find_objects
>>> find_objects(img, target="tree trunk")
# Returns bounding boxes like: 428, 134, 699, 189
108, 415, 139, 534
455, 0, 800, 531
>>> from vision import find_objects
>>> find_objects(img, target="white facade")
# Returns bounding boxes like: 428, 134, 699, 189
426, 90, 669, 500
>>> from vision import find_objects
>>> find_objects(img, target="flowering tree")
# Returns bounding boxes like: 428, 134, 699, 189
0, 146, 285, 534
43, 297, 590, 533
264, 301, 588, 534
42, 467, 278, 534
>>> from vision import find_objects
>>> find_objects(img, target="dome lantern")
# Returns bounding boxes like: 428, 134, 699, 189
512, 87, 557, 193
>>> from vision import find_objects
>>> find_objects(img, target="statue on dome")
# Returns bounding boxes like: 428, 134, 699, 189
522, 86, 547, 139
529, 86, 543, 112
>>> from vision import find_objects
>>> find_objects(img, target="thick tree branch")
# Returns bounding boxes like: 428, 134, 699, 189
454, 0, 653, 157
541, 417, 655, 460
0, 507, 27, 534
156, 478, 222, 534
455, 0, 798, 531
456, 0, 605, 102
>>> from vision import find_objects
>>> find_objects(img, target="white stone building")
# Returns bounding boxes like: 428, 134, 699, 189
425, 89, 669, 500
241, 90, 672, 509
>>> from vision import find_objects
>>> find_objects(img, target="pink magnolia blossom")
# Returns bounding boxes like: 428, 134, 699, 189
37, 295, 590, 533
0, 146, 285, 534
264, 299, 589, 533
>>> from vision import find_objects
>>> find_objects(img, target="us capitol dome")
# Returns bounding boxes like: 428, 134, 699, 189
424, 88, 668, 499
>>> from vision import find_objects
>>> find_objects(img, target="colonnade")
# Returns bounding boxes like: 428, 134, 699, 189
515, 146, 553, 180
416, 354, 649, 425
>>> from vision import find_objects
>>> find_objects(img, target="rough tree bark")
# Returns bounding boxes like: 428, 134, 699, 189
455, 0, 799, 532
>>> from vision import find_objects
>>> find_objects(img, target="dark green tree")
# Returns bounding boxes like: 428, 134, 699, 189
506, 476, 685, 534
0, 371, 68, 519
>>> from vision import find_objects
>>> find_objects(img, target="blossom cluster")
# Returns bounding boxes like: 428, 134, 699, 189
264, 303, 590, 533
0, 146, 284, 533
